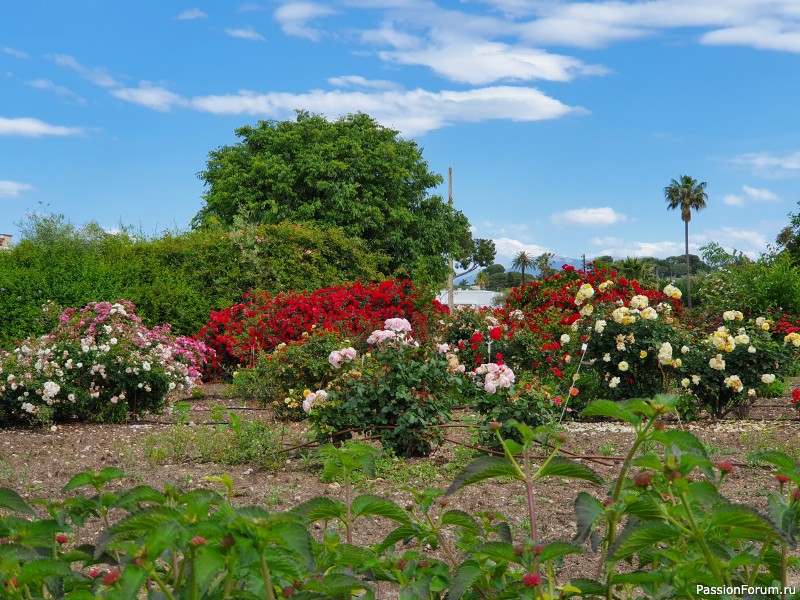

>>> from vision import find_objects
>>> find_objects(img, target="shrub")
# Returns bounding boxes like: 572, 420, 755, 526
0, 300, 211, 426
231, 328, 348, 420
305, 319, 464, 457
0, 213, 385, 347
199, 279, 446, 373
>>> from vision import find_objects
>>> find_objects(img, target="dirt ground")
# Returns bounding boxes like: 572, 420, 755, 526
1, 385, 799, 582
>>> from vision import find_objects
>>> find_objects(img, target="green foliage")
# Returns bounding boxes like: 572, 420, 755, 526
307, 327, 464, 457
696, 252, 800, 316
4, 398, 800, 598
192, 111, 493, 284
143, 414, 284, 470
0, 212, 384, 347
231, 328, 348, 419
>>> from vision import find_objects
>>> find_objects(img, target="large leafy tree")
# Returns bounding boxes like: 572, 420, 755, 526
664, 175, 708, 308
192, 111, 494, 284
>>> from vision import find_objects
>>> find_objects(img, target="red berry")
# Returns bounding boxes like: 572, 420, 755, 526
88, 569, 101, 578
189, 536, 207, 547
775, 474, 790, 484
55, 534, 69, 544
522, 572, 541, 587
101, 570, 120, 586
715, 461, 734, 474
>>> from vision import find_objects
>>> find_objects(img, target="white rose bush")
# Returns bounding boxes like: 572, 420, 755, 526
0, 300, 212, 425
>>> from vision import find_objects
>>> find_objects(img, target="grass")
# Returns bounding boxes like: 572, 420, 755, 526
739, 425, 800, 462
142, 416, 284, 470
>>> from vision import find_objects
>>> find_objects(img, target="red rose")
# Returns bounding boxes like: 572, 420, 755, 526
489, 327, 502, 340
471, 332, 484, 343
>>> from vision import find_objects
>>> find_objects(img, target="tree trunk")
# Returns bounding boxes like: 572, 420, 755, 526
684, 218, 692, 308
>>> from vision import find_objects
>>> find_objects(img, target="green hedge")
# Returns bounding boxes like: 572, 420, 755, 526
0, 215, 386, 347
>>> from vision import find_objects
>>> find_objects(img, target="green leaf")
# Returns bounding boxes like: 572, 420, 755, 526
561, 579, 606, 598
445, 456, 522, 497
573, 492, 604, 544
111, 485, 165, 509
17, 558, 74, 585
538, 541, 582, 562
351, 495, 410, 524
709, 504, 783, 541
537, 455, 602, 485
120, 565, 149, 600
656, 430, 708, 459
632, 454, 663, 470
61, 471, 95, 493
580, 400, 624, 420
378, 525, 419, 552
623, 495, 664, 521
441, 510, 480, 534
292, 496, 346, 522
474, 541, 518, 564
747, 450, 797, 470
109, 506, 182, 535
97, 467, 127, 484
193, 550, 227, 593
610, 521, 680, 561
447, 559, 482, 600
319, 573, 371, 595
0, 488, 35, 515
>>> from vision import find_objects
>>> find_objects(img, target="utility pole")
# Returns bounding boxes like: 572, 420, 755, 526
448, 167, 454, 311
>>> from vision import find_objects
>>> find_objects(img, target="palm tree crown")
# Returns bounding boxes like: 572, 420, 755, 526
511, 251, 536, 283
664, 175, 708, 308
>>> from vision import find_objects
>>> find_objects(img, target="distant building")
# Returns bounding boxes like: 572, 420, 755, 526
437, 289, 503, 309
0, 234, 11, 250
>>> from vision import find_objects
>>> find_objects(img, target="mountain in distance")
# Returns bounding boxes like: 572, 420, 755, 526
456, 238, 586, 284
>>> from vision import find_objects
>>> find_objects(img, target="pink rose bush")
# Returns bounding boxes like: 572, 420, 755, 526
0, 300, 212, 425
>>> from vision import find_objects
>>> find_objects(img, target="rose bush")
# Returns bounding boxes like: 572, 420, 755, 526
303, 318, 464, 457
198, 279, 445, 375
0, 300, 211, 425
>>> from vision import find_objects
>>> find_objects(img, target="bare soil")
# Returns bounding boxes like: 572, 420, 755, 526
2, 385, 799, 581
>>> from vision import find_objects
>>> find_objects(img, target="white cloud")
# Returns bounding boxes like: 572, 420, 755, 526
274, 2, 336, 41
239, 3, 266, 12
176, 8, 208, 20
2, 47, 28, 59
0, 116, 84, 137
225, 27, 266, 41
592, 239, 685, 260
0, 180, 34, 198
699, 226, 768, 258
723, 194, 744, 206
588, 236, 624, 246
25, 79, 87, 104
110, 82, 187, 112
492, 236, 550, 260
185, 85, 581, 136
732, 151, 800, 175
379, 33, 607, 84
50, 54, 120, 88
742, 185, 779, 202
550, 207, 627, 227
701, 22, 800, 53
327, 75, 402, 90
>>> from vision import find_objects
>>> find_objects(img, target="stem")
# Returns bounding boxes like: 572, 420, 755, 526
345, 475, 353, 545
781, 543, 787, 600
675, 486, 727, 585
598, 416, 658, 592
260, 553, 276, 600
523, 450, 539, 544
188, 547, 198, 600
149, 570, 176, 600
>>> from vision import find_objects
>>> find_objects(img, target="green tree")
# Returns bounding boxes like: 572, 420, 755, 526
612, 256, 658, 288
664, 175, 708, 308
534, 252, 555, 279
475, 271, 489, 290
192, 111, 493, 284
511, 251, 535, 282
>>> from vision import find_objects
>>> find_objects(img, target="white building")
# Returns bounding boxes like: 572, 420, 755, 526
0, 234, 11, 250
437, 289, 503, 309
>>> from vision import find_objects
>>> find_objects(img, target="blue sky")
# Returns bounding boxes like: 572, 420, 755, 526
2, 1, 799, 266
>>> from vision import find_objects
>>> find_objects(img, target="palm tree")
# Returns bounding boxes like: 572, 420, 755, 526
475, 271, 489, 290
511, 251, 536, 283
664, 175, 708, 308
